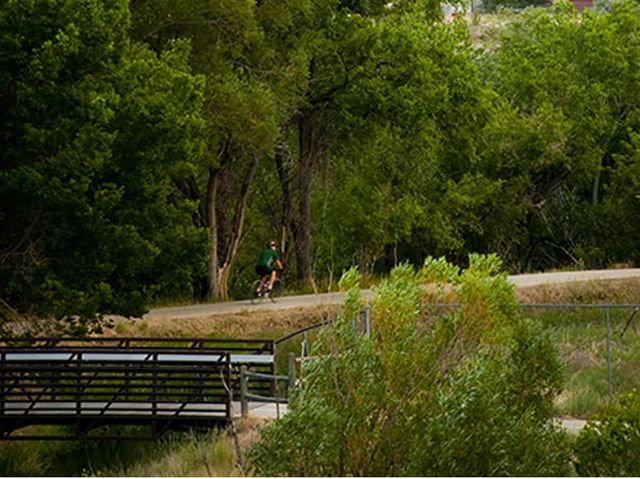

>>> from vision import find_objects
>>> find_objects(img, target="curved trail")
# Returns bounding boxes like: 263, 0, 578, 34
146, 268, 640, 320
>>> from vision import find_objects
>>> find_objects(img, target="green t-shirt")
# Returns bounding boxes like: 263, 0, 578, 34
257, 248, 279, 268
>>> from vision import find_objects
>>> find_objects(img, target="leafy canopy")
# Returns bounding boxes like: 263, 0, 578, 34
0, 0, 206, 333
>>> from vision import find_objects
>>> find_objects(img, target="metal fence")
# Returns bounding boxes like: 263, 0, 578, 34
0, 337, 278, 439
425, 303, 640, 396
521, 303, 640, 395
276, 303, 640, 400
239, 358, 293, 419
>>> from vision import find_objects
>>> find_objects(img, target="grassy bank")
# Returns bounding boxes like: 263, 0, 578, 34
519, 278, 640, 417
0, 427, 241, 476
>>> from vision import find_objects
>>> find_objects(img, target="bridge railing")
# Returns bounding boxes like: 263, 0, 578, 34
238, 350, 300, 419
0, 337, 276, 439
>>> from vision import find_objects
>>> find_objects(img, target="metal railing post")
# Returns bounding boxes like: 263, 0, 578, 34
240, 365, 248, 418
152, 352, 158, 437
75, 352, 82, 438
270, 341, 277, 398
275, 370, 280, 419
1, 351, 5, 437
302, 331, 308, 357
605, 306, 613, 395
76, 352, 82, 418
364, 305, 370, 336
288, 352, 297, 392
225, 352, 232, 420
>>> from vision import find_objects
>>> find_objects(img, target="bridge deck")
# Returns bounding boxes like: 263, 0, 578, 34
2, 401, 228, 416
1, 400, 284, 418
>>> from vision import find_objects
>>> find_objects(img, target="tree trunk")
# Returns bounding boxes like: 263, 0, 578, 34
592, 155, 603, 206
206, 166, 221, 299
293, 108, 314, 286
275, 146, 294, 263
205, 149, 259, 300
217, 154, 260, 298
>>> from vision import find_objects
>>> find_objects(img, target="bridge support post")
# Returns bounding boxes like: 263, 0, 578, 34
240, 366, 248, 418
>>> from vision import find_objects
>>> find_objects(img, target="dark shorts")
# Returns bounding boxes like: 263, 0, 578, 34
256, 265, 273, 278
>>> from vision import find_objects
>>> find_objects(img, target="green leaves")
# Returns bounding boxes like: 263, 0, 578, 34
478, 0, 640, 270
574, 388, 640, 476
248, 257, 570, 476
0, 0, 206, 333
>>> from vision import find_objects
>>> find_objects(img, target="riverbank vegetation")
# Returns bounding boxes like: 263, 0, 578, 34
1, 264, 640, 475
3, 0, 640, 474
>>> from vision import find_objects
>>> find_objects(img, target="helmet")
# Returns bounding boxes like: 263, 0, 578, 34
269, 240, 277, 247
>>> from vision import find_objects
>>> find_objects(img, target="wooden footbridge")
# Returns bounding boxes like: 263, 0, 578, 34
0, 337, 285, 440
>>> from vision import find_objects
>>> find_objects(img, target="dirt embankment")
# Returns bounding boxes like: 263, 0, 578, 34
515, 277, 640, 304
104, 304, 339, 339
104, 278, 640, 340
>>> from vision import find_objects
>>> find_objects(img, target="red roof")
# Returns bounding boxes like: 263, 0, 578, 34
571, 0, 593, 12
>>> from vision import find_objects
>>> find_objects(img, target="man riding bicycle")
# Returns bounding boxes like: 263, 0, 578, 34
255, 240, 283, 297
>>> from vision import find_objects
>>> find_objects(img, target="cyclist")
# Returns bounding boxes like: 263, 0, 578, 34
255, 240, 283, 297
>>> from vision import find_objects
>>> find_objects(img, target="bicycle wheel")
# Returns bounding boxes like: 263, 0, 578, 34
269, 279, 283, 303
250, 279, 264, 305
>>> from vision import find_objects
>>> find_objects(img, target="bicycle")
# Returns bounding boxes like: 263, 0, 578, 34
250, 275, 284, 304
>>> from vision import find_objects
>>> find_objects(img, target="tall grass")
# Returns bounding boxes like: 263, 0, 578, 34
526, 306, 640, 417
0, 426, 162, 476
95, 430, 238, 477
0, 427, 238, 477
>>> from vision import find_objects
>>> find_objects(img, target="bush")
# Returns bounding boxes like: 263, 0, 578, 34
574, 389, 640, 476
247, 255, 572, 476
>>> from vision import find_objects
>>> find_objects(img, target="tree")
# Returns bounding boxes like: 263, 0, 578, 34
256, 1, 493, 283
130, 0, 278, 299
0, 0, 206, 333
479, 0, 640, 270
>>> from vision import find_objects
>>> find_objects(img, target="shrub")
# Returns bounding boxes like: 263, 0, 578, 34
247, 255, 572, 476
574, 389, 640, 476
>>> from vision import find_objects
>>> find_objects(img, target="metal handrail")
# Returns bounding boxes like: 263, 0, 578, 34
244, 370, 289, 381
275, 319, 335, 345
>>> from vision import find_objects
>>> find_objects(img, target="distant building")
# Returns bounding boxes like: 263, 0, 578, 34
570, 0, 593, 11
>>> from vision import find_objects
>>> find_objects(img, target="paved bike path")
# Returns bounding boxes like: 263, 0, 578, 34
145, 269, 640, 320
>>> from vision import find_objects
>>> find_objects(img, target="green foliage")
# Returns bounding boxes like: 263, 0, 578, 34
418, 348, 569, 476
311, 9, 492, 276
247, 256, 571, 476
0, 0, 206, 333
6, 0, 640, 322
0, 427, 231, 476
478, 0, 640, 270
95, 429, 236, 476
574, 388, 640, 476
